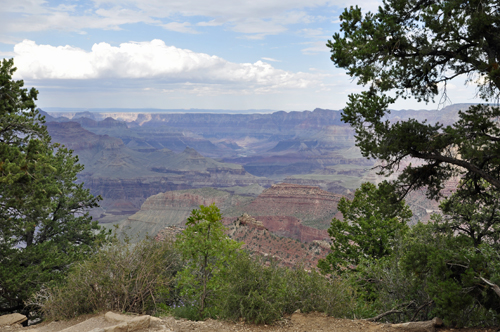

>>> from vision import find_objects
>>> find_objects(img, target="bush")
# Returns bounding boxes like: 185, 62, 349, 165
347, 221, 500, 327
348, 254, 432, 323
34, 237, 182, 319
400, 222, 500, 327
215, 253, 355, 324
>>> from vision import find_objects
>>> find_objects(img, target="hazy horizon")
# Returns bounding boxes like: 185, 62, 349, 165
42, 103, 483, 115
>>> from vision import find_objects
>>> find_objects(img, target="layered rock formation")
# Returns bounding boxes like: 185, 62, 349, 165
121, 184, 336, 252
118, 188, 252, 239
252, 216, 329, 242
225, 216, 330, 269
223, 214, 329, 243
230, 183, 343, 229
153, 215, 330, 270
45, 121, 124, 152
44, 105, 472, 227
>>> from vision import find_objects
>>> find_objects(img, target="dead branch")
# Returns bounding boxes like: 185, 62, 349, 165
479, 276, 500, 298
365, 301, 414, 322
446, 262, 469, 269
390, 317, 443, 332
365, 309, 403, 322
411, 301, 433, 322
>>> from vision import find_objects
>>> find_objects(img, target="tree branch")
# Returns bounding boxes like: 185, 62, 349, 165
365, 301, 415, 322
410, 150, 500, 190
479, 277, 500, 298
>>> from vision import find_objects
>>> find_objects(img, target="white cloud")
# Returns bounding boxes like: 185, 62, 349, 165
301, 40, 330, 54
262, 57, 281, 62
161, 22, 199, 34
299, 27, 329, 38
1, 0, 384, 37
13, 39, 322, 91
196, 19, 225, 27
0, 51, 16, 57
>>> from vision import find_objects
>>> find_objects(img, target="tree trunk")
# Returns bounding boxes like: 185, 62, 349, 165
389, 317, 443, 332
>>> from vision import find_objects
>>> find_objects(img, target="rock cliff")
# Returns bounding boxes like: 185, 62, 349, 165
229, 183, 343, 229
118, 188, 252, 239
225, 217, 330, 269
223, 214, 329, 243
154, 215, 330, 270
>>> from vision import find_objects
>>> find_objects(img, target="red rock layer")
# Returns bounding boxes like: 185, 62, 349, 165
223, 215, 329, 243
241, 183, 343, 224
226, 222, 330, 270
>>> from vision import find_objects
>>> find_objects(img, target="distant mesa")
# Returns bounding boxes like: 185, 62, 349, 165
236, 183, 344, 229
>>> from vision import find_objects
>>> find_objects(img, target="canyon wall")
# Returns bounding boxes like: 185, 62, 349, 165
229, 183, 343, 229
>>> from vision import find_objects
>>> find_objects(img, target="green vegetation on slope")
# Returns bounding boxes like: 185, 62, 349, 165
38, 205, 355, 325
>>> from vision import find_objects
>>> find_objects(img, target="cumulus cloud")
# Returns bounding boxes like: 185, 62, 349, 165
13, 39, 321, 91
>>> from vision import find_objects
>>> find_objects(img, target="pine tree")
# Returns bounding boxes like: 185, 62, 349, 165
0, 59, 108, 316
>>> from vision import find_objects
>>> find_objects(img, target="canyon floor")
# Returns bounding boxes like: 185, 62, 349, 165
5, 312, 497, 332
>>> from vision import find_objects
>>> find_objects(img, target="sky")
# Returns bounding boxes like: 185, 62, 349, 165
0, 0, 484, 111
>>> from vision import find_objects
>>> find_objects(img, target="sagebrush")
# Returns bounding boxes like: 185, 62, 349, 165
214, 253, 356, 324
34, 237, 181, 319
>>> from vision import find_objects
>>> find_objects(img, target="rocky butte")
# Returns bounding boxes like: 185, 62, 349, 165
118, 187, 252, 239
229, 183, 344, 229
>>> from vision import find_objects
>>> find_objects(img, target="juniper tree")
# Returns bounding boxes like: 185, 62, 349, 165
329, 0, 500, 199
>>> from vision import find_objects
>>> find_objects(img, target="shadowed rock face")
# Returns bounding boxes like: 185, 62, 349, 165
45, 121, 124, 151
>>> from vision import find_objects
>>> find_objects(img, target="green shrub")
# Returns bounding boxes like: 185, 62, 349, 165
346, 221, 500, 327
215, 253, 355, 324
347, 254, 431, 323
171, 305, 201, 321
400, 222, 500, 327
35, 237, 182, 319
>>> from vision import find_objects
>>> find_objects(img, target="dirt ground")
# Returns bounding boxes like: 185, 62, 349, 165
2, 312, 499, 332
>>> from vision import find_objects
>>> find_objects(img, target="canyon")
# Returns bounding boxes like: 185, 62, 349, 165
40, 104, 475, 263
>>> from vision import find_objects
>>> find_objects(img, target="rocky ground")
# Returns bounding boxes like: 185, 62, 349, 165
2, 311, 497, 332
